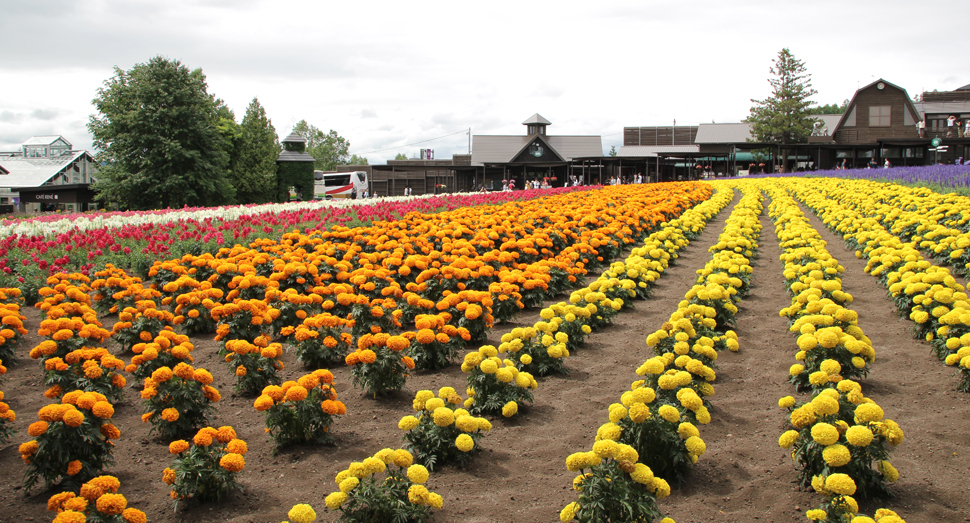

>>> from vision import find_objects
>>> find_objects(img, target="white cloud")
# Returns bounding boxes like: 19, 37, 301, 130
1, 0, 968, 164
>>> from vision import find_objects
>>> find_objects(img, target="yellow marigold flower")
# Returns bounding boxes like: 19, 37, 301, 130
677, 422, 699, 440
811, 422, 840, 446
432, 407, 455, 427
402, 464, 430, 486
854, 403, 884, 424
824, 473, 857, 495
456, 433, 475, 452
819, 359, 842, 375
812, 395, 840, 416
338, 477, 359, 493
789, 364, 805, 376
630, 463, 655, 486
324, 491, 348, 509
629, 403, 651, 423
426, 491, 444, 510
845, 425, 873, 447
779, 430, 799, 449
592, 439, 618, 459
806, 509, 827, 521
393, 449, 413, 468
658, 405, 680, 423
501, 401, 518, 418
778, 396, 796, 409
822, 444, 851, 467
653, 477, 671, 498
398, 415, 419, 431
560, 502, 579, 522
685, 435, 706, 457
408, 483, 429, 505
880, 460, 899, 482
287, 503, 317, 523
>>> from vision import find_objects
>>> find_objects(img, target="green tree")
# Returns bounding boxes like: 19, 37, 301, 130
394, 153, 408, 160
292, 120, 357, 170
348, 154, 369, 165
88, 56, 235, 209
746, 48, 818, 172
608, 145, 617, 157
231, 98, 279, 204
810, 100, 849, 115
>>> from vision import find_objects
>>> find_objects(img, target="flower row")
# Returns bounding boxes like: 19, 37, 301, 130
760, 179, 906, 522
789, 179, 970, 391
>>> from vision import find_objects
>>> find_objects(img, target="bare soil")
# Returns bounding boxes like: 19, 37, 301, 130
1, 194, 969, 523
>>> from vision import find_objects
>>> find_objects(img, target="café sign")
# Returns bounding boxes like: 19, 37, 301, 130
35, 194, 59, 200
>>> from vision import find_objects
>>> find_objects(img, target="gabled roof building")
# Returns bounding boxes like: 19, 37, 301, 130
0, 136, 98, 213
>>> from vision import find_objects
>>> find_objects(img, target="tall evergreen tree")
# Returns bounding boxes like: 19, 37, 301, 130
232, 98, 279, 204
746, 48, 819, 172
88, 56, 235, 209
292, 120, 357, 171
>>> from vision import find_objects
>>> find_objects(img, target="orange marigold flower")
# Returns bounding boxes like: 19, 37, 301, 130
51, 510, 86, 523
44, 385, 63, 399
219, 453, 245, 473
161, 408, 180, 422
194, 431, 213, 447
66, 460, 83, 476
173, 362, 195, 380
402, 356, 415, 369
285, 385, 309, 402
162, 467, 177, 485
121, 508, 147, 523
169, 440, 190, 454
254, 394, 274, 411
47, 491, 76, 511
216, 426, 236, 443
151, 367, 173, 383
193, 368, 214, 384
91, 401, 114, 419
100, 423, 121, 440
359, 349, 377, 364
313, 369, 334, 384
28, 421, 49, 437
226, 438, 248, 455
76, 392, 98, 410
235, 365, 247, 377
387, 335, 409, 352
62, 408, 85, 427
19, 440, 39, 457
95, 493, 127, 515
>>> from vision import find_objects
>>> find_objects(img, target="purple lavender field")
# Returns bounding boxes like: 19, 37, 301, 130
745, 164, 970, 187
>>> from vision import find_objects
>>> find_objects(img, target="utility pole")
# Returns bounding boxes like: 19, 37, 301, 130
467, 128, 471, 154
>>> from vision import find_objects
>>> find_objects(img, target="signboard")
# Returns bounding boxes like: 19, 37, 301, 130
931, 137, 942, 147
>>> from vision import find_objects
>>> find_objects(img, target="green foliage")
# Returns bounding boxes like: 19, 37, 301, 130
394, 153, 409, 160
232, 97, 280, 204
255, 372, 345, 451
747, 48, 819, 151
22, 399, 117, 493
276, 161, 315, 203
292, 120, 358, 171
88, 55, 236, 209
810, 100, 849, 115
141, 365, 219, 441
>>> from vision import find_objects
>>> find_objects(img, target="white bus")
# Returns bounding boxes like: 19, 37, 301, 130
314, 171, 368, 199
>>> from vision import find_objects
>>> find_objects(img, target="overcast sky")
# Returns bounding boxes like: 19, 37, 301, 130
2, 0, 969, 164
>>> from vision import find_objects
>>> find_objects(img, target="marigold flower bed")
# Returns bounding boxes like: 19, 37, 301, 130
0, 180, 967, 523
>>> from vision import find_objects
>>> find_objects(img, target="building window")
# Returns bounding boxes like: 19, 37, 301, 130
869, 106, 891, 127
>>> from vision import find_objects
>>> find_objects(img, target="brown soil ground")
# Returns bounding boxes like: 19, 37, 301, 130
1, 192, 969, 523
